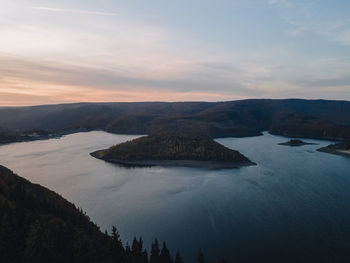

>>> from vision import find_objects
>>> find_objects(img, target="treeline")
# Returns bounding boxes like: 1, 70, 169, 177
0, 129, 18, 143
0, 128, 57, 144
112, 234, 187, 263
0, 165, 215, 263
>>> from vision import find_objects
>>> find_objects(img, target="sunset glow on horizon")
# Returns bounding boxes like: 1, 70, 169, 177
1, 0, 350, 106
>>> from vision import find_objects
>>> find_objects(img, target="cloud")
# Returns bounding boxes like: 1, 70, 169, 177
281, 5, 350, 46
0, 92, 52, 107
2, 45, 350, 105
337, 29, 350, 45
291, 20, 350, 46
1, 0, 349, 105
0, 54, 258, 97
31, 6, 118, 16
268, 0, 291, 7
296, 75, 350, 88
0, 75, 239, 106
286, 18, 350, 38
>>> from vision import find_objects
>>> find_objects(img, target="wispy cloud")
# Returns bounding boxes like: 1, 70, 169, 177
274, 1, 350, 46
336, 29, 350, 45
268, 0, 292, 8
0, 73, 239, 106
285, 17, 350, 45
0, 0, 349, 105
31, 6, 118, 16
0, 54, 257, 95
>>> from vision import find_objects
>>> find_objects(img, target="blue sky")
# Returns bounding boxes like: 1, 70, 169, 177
0, 0, 349, 105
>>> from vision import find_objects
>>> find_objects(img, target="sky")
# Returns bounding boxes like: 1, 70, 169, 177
0, 0, 350, 106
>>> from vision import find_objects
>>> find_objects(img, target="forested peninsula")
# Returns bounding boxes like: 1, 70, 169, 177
317, 141, 350, 157
91, 133, 255, 169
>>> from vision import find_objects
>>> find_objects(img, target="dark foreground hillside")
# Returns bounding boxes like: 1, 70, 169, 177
0, 165, 187, 263
1, 164, 350, 262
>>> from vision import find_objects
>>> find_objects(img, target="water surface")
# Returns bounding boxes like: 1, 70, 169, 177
0, 131, 350, 262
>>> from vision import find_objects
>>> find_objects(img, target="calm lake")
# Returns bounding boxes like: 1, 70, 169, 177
1, 131, 350, 262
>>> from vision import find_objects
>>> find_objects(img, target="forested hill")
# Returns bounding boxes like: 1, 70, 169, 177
1, 99, 350, 141
0, 165, 188, 263
92, 133, 255, 168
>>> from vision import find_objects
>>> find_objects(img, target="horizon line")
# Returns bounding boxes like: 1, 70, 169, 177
1, 97, 349, 108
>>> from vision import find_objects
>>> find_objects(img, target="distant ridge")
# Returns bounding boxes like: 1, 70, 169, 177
1, 99, 350, 141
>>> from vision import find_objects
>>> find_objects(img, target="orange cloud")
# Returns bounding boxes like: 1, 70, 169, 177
0, 76, 245, 106
0, 54, 253, 106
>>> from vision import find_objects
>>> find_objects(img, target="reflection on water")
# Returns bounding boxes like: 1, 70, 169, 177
1, 131, 350, 262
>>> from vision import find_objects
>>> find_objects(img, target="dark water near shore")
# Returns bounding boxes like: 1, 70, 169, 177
1, 131, 350, 262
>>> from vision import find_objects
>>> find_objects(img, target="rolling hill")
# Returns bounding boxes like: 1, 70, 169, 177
1, 99, 350, 142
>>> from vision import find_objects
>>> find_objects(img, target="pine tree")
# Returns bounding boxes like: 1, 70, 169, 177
150, 238, 161, 263
111, 226, 125, 262
24, 218, 73, 263
0, 211, 19, 263
111, 226, 124, 251
142, 249, 149, 263
139, 237, 149, 263
125, 242, 132, 262
196, 250, 205, 263
160, 241, 172, 263
131, 237, 148, 263
132, 237, 139, 254
174, 252, 184, 263
125, 242, 131, 252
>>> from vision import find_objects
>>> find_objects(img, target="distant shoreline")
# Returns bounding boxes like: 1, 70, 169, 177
317, 148, 350, 158
317, 141, 350, 158
0, 128, 96, 146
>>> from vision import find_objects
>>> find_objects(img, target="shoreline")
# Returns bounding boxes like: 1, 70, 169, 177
90, 151, 256, 169
1, 128, 346, 151
0, 128, 97, 146
317, 148, 350, 158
